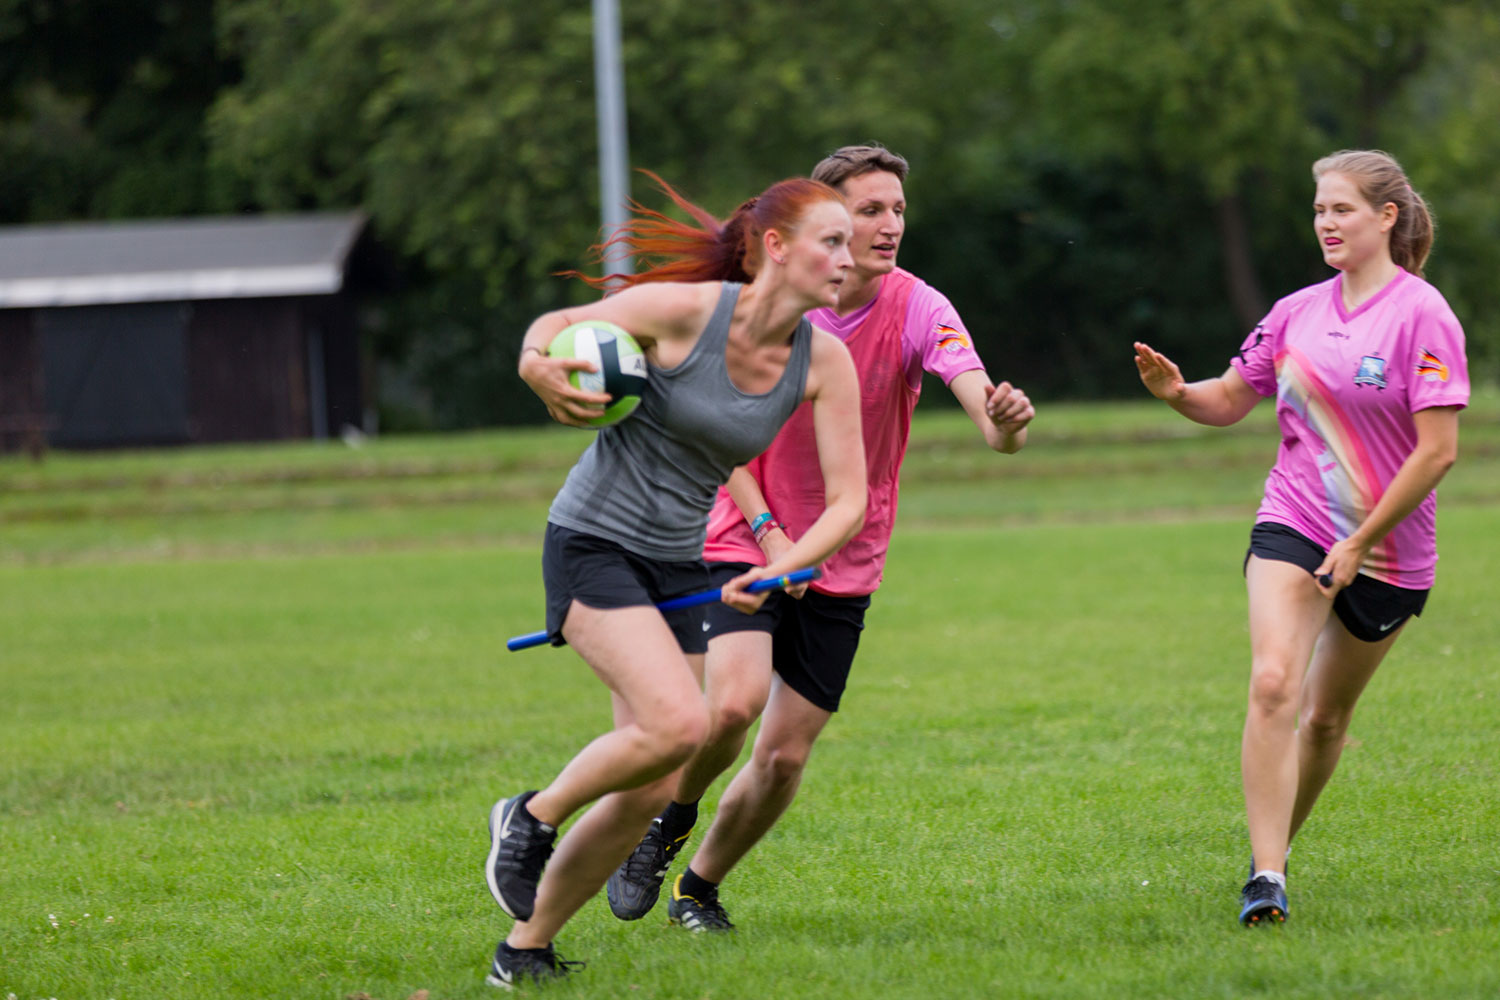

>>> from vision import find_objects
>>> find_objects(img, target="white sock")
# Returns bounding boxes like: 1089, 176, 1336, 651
1253, 869, 1287, 887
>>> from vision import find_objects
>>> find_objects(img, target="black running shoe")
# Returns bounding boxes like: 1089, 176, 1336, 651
606, 817, 692, 920
485, 791, 556, 921
485, 941, 584, 990
667, 873, 735, 932
1239, 875, 1289, 926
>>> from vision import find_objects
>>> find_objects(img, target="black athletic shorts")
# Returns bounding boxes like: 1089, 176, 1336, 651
702, 561, 871, 713
1245, 522, 1429, 643
542, 523, 712, 653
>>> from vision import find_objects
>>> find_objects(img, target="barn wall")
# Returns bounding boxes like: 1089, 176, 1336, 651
0, 310, 39, 418
187, 298, 309, 443
39, 303, 191, 447
2, 291, 367, 452
0, 310, 44, 454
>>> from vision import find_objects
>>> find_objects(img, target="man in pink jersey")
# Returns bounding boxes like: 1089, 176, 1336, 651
604, 144, 1036, 930
1135, 149, 1467, 927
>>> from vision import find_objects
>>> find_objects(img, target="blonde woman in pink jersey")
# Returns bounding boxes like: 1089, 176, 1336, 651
1134, 150, 1468, 927
603, 144, 1036, 931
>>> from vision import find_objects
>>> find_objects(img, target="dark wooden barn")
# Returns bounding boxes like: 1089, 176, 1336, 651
0, 212, 373, 454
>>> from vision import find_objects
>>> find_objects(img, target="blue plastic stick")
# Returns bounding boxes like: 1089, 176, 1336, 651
505, 567, 820, 651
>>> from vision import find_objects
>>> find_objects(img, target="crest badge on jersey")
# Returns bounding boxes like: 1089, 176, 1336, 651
1416, 348, 1450, 383
1353, 354, 1387, 390
934, 325, 971, 354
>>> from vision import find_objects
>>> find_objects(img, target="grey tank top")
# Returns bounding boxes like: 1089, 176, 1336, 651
548, 282, 814, 560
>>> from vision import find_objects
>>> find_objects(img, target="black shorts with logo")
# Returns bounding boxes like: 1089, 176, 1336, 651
542, 523, 712, 653
1245, 522, 1429, 643
702, 562, 870, 713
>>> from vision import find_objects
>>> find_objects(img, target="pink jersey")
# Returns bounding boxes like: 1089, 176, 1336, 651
1230, 269, 1469, 588
702, 268, 985, 595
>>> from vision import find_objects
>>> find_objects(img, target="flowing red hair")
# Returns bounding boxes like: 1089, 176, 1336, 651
565, 171, 844, 290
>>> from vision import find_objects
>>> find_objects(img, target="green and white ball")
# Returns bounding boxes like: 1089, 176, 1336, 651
548, 320, 648, 428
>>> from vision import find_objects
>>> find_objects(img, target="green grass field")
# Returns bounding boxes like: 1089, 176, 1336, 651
4, 394, 1499, 999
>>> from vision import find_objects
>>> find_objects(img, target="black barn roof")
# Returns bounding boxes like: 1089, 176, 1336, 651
0, 212, 367, 309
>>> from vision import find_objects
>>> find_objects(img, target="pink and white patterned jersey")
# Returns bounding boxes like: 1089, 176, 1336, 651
1230, 269, 1469, 588
702, 268, 985, 596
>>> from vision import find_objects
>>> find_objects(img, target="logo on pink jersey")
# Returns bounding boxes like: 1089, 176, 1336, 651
935, 325, 971, 353
1238, 324, 1272, 362
1416, 349, 1450, 383
1353, 354, 1387, 390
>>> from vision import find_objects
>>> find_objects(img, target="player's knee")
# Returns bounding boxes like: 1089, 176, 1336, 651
1247, 661, 1299, 715
708, 696, 761, 739
649, 701, 710, 766
1300, 704, 1352, 746
755, 740, 811, 787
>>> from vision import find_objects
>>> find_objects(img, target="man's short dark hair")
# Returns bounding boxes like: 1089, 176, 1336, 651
811, 144, 910, 189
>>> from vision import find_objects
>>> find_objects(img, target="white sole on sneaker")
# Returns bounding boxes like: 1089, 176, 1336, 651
485, 796, 522, 917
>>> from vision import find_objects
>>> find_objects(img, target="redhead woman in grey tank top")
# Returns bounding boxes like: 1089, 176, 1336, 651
481, 176, 867, 988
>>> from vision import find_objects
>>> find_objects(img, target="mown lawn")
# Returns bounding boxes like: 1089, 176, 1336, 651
3, 394, 1497, 999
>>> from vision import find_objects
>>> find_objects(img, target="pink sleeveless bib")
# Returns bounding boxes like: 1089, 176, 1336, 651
703, 270, 921, 595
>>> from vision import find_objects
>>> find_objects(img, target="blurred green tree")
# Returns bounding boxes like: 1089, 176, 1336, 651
208, 0, 987, 425
4, 1, 1493, 425
1392, 2, 1500, 377
0, 0, 231, 222
925, 0, 1500, 396
208, 0, 600, 425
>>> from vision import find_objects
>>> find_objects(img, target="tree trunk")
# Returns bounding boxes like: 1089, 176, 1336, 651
1215, 193, 1267, 331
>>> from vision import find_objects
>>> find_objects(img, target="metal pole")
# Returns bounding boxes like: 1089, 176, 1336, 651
592, 0, 633, 277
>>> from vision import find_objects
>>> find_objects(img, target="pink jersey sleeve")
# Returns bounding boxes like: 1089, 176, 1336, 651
1407, 293, 1470, 412
903, 282, 986, 390
1229, 299, 1287, 396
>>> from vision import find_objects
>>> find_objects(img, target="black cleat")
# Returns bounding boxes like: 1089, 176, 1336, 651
606, 817, 692, 920
485, 941, 584, 990
485, 791, 556, 921
1239, 875, 1289, 926
667, 873, 735, 933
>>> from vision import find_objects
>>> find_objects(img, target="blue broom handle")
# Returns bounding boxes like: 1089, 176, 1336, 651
505, 567, 819, 652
